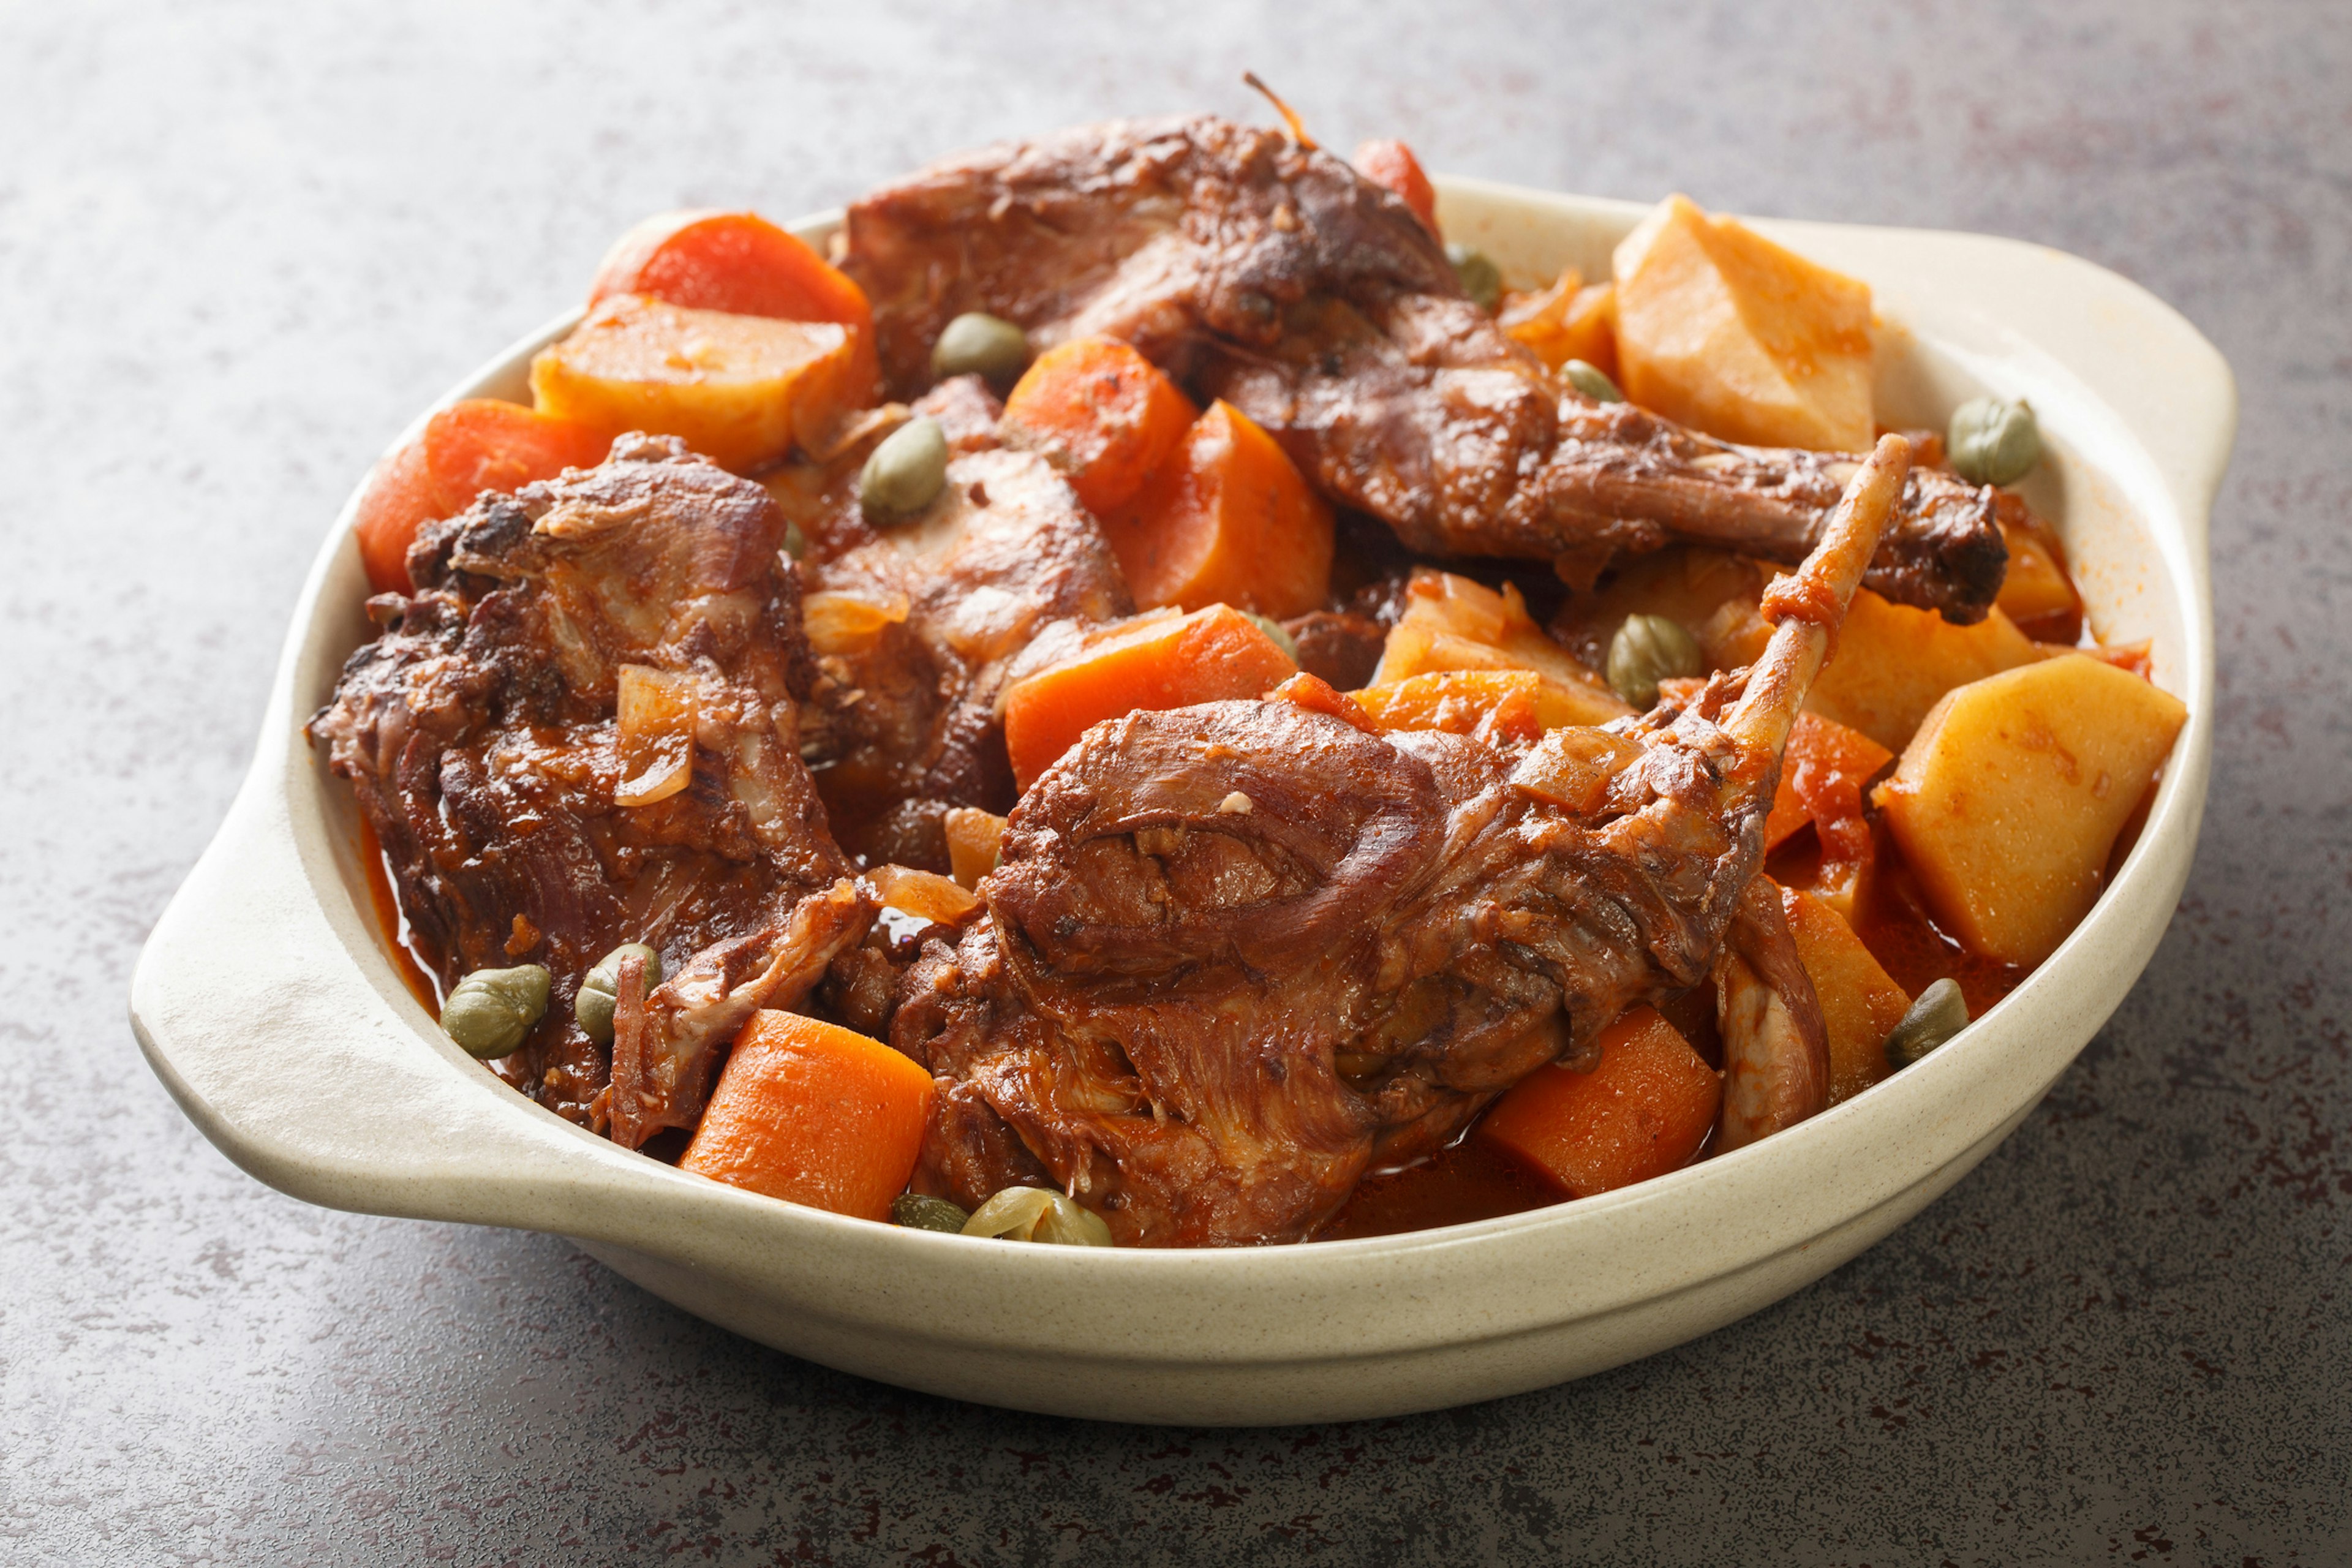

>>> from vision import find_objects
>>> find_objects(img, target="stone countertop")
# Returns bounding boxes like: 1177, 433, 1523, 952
6, 2, 2347, 1562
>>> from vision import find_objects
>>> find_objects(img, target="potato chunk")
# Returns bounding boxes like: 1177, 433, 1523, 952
1779, 885, 1910, 1106
1804, 590, 2043, 753
530, 293, 859, 472
1612, 194, 1875, 452
1874, 655, 2187, 965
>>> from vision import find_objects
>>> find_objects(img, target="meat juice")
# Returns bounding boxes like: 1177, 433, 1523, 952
1317, 1136, 1572, 1240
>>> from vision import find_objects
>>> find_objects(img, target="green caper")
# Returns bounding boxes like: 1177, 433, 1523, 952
1884, 978, 1970, 1068
440, 964, 551, 1059
574, 942, 662, 1045
1446, 243, 1502, 312
962, 1186, 1114, 1246
782, 520, 808, 561
1243, 611, 1300, 664
1605, 613, 1703, 708
858, 416, 950, 523
1563, 358, 1623, 404
1946, 396, 2041, 486
930, 311, 1030, 388
892, 1193, 972, 1234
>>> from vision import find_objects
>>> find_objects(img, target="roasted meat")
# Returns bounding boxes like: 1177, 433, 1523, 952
308, 434, 872, 1139
841, 116, 2005, 623
776, 380, 1135, 843
894, 437, 1910, 1246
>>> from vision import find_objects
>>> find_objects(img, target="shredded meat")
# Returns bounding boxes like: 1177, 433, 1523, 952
842, 115, 2006, 622
308, 434, 872, 1134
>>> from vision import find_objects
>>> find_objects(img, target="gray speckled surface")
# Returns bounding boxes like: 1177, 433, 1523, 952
6, 1, 2348, 1562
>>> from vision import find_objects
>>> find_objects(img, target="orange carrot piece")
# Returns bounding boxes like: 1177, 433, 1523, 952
1001, 336, 1197, 518
352, 399, 609, 594
1001, 605, 1299, 789
1354, 669, 1548, 745
1477, 1006, 1721, 1199
1768, 712, 1893, 913
1352, 138, 1439, 233
680, 1010, 933, 1222
1268, 671, 1379, 734
589, 209, 878, 398
1103, 399, 1335, 619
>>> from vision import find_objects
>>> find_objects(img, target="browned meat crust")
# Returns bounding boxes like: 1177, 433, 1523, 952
842, 115, 2005, 622
308, 435, 864, 1127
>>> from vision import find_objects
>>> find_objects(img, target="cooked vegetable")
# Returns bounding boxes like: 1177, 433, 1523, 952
866, 864, 979, 925
1101, 399, 1334, 619
1883, 978, 1969, 1067
586, 208, 878, 397
575, 941, 662, 1045
1509, 724, 1647, 815
1243, 613, 1301, 663
1779, 886, 1910, 1104
943, 807, 1008, 891
1995, 516, 2082, 631
1356, 669, 1562, 744
1874, 654, 2188, 965
1563, 358, 1623, 404
678, 1009, 934, 1221
892, 1193, 972, 1233
1498, 268, 1617, 377
1803, 590, 2041, 752
1477, 1006, 1722, 1199
1373, 568, 1630, 723
614, 663, 698, 808
1947, 396, 2041, 486
1446, 243, 1502, 311
1001, 336, 1197, 516
962, 1186, 1115, 1245
858, 415, 949, 521
1352, 138, 1438, 232
352, 399, 609, 594
930, 311, 1030, 387
529, 293, 862, 472
439, 965, 551, 1059
1613, 193, 1875, 452
1764, 712, 1893, 919
1606, 613, 1704, 707
1001, 604, 1298, 788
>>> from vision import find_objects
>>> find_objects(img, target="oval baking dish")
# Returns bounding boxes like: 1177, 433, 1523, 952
130, 178, 2228, 1425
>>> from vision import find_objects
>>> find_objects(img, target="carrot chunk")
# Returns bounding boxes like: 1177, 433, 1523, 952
1477, 1006, 1721, 1198
352, 399, 609, 595
1352, 138, 1438, 233
1001, 605, 1299, 789
1001, 337, 1197, 518
680, 1010, 933, 1222
1102, 399, 1335, 619
589, 209, 878, 399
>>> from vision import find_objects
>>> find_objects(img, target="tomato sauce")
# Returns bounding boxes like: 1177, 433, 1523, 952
1317, 1134, 1571, 1240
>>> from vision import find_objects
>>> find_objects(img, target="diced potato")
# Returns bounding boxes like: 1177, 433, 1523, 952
1612, 194, 1875, 452
1873, 655, 2187, 965
1373, 568, 1630, 725
1499, 270, 1618, 377
530, 293, 859, 472
1803, 589, 2041, 753
1779, 884, 1910, 1106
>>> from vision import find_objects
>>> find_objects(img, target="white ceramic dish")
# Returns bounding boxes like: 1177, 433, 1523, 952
130, 178, 2230, 1426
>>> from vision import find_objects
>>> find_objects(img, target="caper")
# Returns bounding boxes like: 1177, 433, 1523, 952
858, 416, 950, 523
1446, 243, 1502, 312
962, 1186, 1114, 1246
1605, 613, 1703, 708
1563, 358, 1623, 404
1885, 978, 1970, 1068
1946, 396, 2041, 486
574, 941, 662, 1045
892, 1193, 972, 1234
440, 964, 551, 1059
1243, 611, 1300, 665
930, 311, 1030, 388
782, 520, 807, 561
